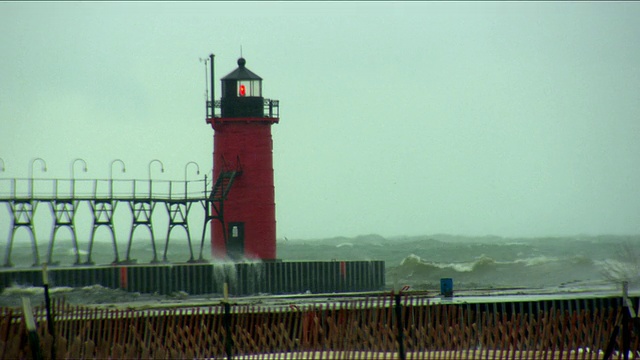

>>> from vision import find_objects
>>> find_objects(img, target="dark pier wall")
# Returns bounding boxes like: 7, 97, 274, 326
0, 260, 386, 296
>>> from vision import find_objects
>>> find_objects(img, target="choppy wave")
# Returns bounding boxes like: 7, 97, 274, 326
336, 243, 354, 248
387, 251, 627, 290
400, 254, 497, 273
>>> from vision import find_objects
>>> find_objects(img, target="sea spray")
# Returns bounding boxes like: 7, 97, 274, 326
210, 257, 265, 296
212, 260, 238, 294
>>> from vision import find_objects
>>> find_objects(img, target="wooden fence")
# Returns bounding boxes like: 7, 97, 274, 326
1, 294, 638, 359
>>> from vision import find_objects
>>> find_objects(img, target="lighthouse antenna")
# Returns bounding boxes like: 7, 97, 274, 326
210, 54, 215, 117
240, 45, 243, 58
202, 57, 209, 118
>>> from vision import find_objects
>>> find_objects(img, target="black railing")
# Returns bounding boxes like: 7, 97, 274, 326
206, 99, 279, 119
264, 99, 279, 118
0, 177, 210, 201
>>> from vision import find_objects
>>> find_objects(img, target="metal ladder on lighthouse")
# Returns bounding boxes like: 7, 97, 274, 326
197, 167, 240, 261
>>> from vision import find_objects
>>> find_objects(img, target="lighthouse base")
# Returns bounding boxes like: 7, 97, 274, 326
0, 260, 385, 297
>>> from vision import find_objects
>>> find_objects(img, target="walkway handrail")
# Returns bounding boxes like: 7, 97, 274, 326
0, 177, 210, 201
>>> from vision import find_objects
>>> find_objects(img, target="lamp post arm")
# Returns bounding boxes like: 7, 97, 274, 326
148, 159, 165, 197
71, 158, 88, 197
184, 161, 201, 199
29, 158, 47, 198
109, 159, 126, 198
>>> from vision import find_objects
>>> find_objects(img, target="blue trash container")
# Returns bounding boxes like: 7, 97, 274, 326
440, 278, 453, 297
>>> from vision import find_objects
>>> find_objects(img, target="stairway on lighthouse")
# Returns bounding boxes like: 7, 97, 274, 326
210, 170, 239, 202
208, 169, 239, 231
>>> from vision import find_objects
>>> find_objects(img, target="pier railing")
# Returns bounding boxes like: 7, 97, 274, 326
2, 292, 638, 359
0, 177, 209, 201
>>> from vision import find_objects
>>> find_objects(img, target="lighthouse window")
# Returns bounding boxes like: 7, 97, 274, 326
237, 80, 262, 97
232, 226, 239, 238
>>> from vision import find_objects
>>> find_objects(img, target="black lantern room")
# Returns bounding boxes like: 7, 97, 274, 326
221, 58, 264, 118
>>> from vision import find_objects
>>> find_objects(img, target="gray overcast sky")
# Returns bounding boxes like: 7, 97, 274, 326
1, 2, 639, 240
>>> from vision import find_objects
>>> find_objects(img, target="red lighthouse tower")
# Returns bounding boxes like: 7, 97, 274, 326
205, 56, 279, 260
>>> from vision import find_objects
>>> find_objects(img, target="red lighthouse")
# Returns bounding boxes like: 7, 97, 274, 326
205, 56, 279, 260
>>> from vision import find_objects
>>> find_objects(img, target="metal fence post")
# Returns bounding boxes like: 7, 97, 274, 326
223, 281, 234, 360
21, 297, 43, 360
395, 292, 406, 360
42, 264, 56, 360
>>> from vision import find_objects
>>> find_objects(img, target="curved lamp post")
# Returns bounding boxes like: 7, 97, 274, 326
184, 161, 200, 198
109, 159, 126, 198
148, 159, 165, 196
29, 158, 48, 198
71, 158, 87, 197
0, 158, 5, 198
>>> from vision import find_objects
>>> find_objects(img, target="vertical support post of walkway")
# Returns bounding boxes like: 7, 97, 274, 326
164, 200, 195, 262
5, 200, 40, 267
395, 292, 406, 360
126, 199, 158, 263
48, 199, 81, 265
87, 199, 120, 264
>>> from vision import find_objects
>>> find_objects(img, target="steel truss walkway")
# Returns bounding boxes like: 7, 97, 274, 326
0, 175, 234, 267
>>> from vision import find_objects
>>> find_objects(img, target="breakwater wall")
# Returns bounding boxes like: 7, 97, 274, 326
0, 260, 386, 296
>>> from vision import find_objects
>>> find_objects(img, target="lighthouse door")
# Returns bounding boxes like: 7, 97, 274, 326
227, 222, 245, 259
